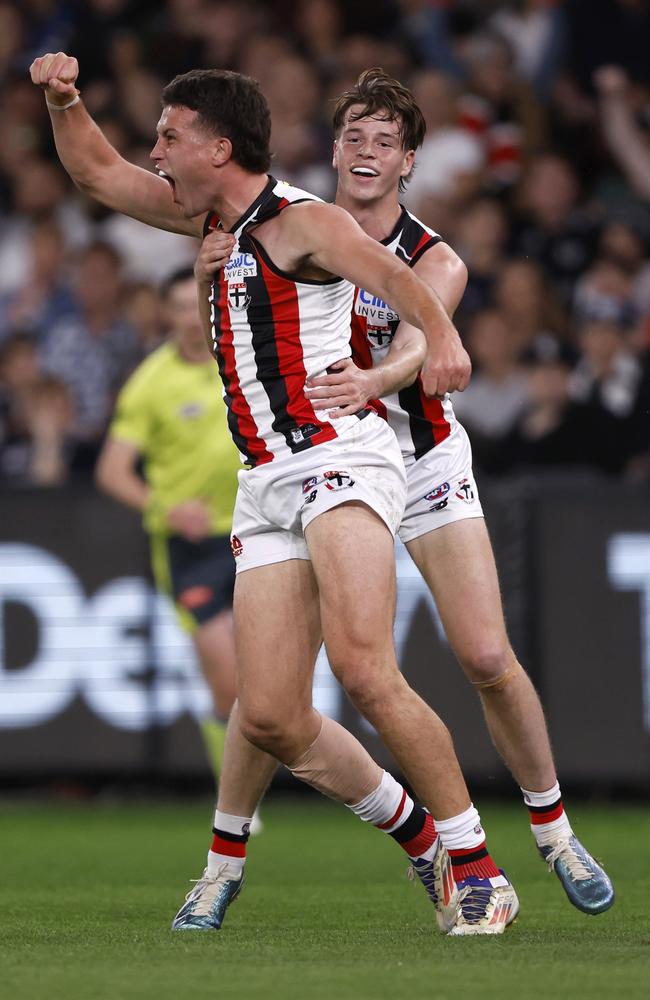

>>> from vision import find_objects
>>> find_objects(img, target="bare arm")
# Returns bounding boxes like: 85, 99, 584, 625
305, 242, 468, 413
285, 202, 471, 395
95, 437, 150, 512
96, 435, 213, 539
595, 66, 650, 201
29, 52, 202, 236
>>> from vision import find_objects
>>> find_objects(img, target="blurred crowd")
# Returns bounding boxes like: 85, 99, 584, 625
0, 0, 649, 487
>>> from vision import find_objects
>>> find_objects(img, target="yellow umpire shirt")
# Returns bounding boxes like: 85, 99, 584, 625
110, 342, 241, 536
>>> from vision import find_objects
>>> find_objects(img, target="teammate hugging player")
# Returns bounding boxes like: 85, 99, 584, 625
31, 51, 520, 937
315, 69, 614, 917
173, 68, 614, 930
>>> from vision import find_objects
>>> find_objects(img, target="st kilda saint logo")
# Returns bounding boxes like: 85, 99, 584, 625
228, 282, 251, 311
323, 470, 355, 491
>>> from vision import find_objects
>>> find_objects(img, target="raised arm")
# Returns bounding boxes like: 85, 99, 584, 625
286, 202, 471, 396
29, 52, 202, 236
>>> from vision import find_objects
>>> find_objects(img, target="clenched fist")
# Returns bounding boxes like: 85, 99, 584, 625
30, 52, 79, 107
195, 230, 236, 284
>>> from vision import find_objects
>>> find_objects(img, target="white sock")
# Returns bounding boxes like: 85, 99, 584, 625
435, 804, 485, 851
521, 781, 572, 847
347, 770, 414, 830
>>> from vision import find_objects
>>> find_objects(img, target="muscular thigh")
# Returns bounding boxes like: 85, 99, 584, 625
406, 517, 509, 661
305, 503, 397, 668
233, 558, 321, 720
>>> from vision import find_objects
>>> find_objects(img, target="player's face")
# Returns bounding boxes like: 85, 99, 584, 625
151, 105, 225, 218
333, 109, 415, 204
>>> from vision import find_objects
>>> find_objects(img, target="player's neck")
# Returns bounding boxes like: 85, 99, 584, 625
336, 190, 402, 242
212, 170, 270, 232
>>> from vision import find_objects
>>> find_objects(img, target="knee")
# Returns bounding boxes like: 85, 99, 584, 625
238, 706, 291, 756
341, 665, 407, 721
459, 644, 516, 688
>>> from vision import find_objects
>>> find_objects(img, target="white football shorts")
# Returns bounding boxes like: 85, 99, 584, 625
231, 412, 407, 573
398, 422, 484, 544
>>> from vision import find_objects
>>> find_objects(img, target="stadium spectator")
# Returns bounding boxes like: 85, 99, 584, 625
405, 69, 485, 211
0, 220, 76, 344
501, 338, 622, 475
452, 307, 530, 474
570, 318, 649, 468
1, 0, 647, 486
510, 153, 599, 305
493, 258, 567, 353
594, 65, 650, 202
454, 196, 509, 318
40, 241, 138, 451
0, 332, 77, 485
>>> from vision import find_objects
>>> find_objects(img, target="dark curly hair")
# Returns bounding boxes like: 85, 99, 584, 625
162, 69, 271, 174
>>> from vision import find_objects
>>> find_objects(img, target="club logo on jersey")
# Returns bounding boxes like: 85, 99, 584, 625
228, 282, 251, 311
455, 478, 475, 503
224, 252, 257, 280
178, 402, 205, 420
231, 535, 243, 557
323, 470, 355, 491
366, 325, 395, 349
423, 481, 450, 504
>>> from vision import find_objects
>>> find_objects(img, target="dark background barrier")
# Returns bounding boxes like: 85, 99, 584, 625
1, 479, 648, 788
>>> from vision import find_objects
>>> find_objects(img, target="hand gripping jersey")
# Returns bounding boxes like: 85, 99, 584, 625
350, 207, 457, 465
206, 177, 360, 467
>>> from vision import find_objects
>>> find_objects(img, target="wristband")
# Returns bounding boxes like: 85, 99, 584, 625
46, 93, 80, 111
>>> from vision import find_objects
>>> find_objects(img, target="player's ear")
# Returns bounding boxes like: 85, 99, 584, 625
401, 149, 415, 180
213, 137, 233, 167
332, 138, 339, 171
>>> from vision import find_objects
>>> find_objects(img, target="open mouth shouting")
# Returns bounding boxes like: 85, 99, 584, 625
351, 166, 379, 178
158, 168, 177, 197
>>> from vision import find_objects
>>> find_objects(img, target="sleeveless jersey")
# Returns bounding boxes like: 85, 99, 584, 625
350, 207, 457, 464
206, 177, 358, 467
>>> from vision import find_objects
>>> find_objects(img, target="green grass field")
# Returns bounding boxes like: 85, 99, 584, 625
1, 797, 648, 1000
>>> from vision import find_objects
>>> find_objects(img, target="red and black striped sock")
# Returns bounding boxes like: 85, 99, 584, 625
348, 772, 437, 860
377, 789, 437, 859
207, 811, 251, 875
521, 782, 572, 846
447, 842, 501, 882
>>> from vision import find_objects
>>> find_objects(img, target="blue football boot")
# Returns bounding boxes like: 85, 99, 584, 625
171, 864, 244, 931
448, 871, 519, 936
539, 835, 614, 914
